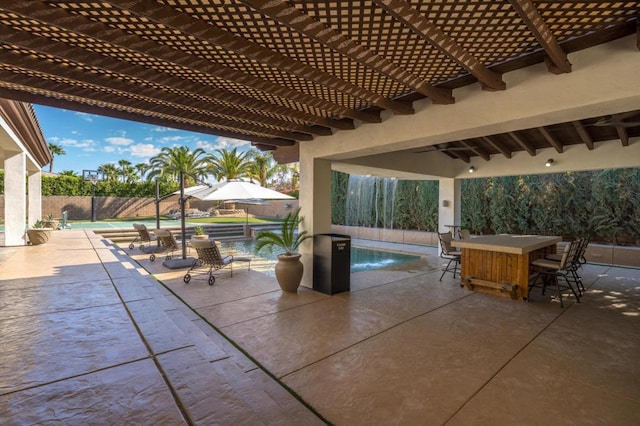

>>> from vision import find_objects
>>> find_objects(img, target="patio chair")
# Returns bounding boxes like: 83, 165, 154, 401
183, 239, 251, 285
150, 229, 181, 262
529, 239, 582, 308
129, 223, 157, 250
544, 236, 589, 296
459, 229, 471, 239
437, 231, 461, 281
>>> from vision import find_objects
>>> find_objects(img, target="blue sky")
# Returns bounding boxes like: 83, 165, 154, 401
34, 105, 252, 174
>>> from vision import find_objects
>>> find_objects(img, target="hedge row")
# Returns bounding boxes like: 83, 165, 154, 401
331, 169, 640, 245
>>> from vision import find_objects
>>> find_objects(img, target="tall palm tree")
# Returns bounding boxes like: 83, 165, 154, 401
135, 163, 149, 181
59, 170, 79, 177
210, 147, 252, 182
247, 150, 277, 187
97, 163, 119, 182
147, 146, 212, 187
118, 159, 132, 182
47, 143, 66, 173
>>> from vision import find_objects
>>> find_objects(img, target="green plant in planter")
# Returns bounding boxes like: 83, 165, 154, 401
255, 207, 312, 256
193, 225, 205, 235
45, 214, 55, 221
32, 219, 46, 229
255, 208, 313, 292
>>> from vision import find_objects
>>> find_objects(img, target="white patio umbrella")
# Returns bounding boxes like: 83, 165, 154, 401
180, 179, 295, 202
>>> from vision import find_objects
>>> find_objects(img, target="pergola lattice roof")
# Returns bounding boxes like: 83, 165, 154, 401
0, 1, 638, 158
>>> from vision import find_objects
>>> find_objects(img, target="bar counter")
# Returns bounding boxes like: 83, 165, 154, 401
452, 234, 561, 300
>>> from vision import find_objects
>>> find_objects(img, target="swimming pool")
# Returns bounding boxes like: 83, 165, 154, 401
221, 239, 420, 273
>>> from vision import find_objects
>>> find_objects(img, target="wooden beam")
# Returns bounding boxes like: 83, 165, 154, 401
482, 136, 511, 159
616, 126, 629, 147
0, 87, 296, 147
508, 0, 571, 74
0, 36, 332, 137
240, 0, 453, 104
376, 0, 506, 91
447, 150, 470, 163
459, 141, 490, 161
110, 0, 415, 115
508, 132, 536, 156
3, 1, 380, 125
0, 62, 315, 141
572, 121, 595, 150
538, 127, 564, 153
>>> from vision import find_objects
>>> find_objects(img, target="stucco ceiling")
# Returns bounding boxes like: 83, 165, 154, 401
0, 1, 638, 160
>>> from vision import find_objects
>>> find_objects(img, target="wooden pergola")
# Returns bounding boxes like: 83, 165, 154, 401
0, 1, 638, 161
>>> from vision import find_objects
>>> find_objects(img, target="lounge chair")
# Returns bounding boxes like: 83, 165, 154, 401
129, 223, 157, 250
150, 229, 181, 262
183, 239, 251, 285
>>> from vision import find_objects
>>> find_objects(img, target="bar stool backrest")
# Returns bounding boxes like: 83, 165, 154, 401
438, 232, 457, 256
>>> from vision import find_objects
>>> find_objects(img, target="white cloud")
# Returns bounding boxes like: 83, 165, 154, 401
196, 137, 250, 152
150, 126, 176, 132
129, 144, 161, 158
74, 112, 93, 122
103, 146, 116, 153
56, 137, 97, 149
105, 136, 134, 146
159, 135, 189, 144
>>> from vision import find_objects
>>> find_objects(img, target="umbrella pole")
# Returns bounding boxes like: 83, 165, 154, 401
155, 179, 161, 248
180, 171, 187, 259
162, 171, 196, 269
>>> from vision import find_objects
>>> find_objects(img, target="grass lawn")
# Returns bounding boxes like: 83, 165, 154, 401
100, 215, 282, 224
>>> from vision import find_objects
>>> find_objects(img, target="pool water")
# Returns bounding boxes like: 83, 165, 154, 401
221, 239, 420, 273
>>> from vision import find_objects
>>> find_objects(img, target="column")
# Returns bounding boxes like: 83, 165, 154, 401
4, 151, 27, 246
28, 170, 42, 228
299, 151, 332, 288
438, 177, 461, 235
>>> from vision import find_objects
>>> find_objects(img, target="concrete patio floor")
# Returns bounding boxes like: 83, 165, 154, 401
1, 229, 639, 425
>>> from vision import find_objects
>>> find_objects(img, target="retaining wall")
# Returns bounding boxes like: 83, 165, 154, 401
332, 225, 640, 268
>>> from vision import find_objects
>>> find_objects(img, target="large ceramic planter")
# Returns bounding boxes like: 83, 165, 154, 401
191, 235, 209, 241
27, 229, 52, 245
275, 253, 304, 293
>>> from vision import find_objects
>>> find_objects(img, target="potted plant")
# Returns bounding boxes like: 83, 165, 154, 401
255, 207, 312, 292
43, 214, 58, 229
191, 225, 208, 240
27, 220, 52, 245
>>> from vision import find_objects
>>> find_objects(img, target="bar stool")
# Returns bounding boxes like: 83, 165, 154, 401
437, 231, 461, 281
529, 240, 581, 307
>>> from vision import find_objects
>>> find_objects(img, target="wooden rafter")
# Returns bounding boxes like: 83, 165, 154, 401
507, 0, 571, 74
3, 1, 380, 125
482, 136, 512, 159
508, 132, 536, 156
459, 141, 490, 161
0, 66, 312, 142
109, 0, 415, 115
447, 150, 471, 163
572, 122, 595, 150
616, 126, 629, 146
376, 0, 506, 91
0, 86, 293, 148
0, 34, 331, 138
538, 127, 563, 153
240, 0, 453, 104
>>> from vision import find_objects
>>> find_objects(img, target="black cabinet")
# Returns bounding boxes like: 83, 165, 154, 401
313, 233, 351, 295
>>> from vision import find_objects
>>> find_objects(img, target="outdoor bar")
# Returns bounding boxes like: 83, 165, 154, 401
452, 234, 561, 300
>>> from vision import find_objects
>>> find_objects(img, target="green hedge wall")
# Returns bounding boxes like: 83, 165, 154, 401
331, 169, 640, 245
